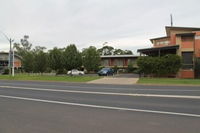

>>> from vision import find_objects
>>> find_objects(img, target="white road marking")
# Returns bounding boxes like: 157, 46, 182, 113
0, 82, 200, 92
0, 94, 199, 118
0, 86, 200, 99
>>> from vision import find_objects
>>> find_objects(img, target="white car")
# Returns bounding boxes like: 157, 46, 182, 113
67, 69, 84, 75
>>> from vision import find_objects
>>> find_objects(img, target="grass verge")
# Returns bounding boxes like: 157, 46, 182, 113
138, 78, 200, 85
0, 74, 100, 82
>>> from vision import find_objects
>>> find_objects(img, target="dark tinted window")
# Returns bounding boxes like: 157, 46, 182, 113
182, 52, 193, 69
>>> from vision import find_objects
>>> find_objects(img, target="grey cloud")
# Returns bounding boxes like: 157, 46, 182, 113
0, 0, 200, 53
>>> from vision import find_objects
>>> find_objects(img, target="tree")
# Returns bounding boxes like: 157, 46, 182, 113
97, 46, 114, 55
48, 47, 64, 74
82, 46, 101, 72
113, 49, 133, 55
98, 45, 133, 55
127, 62, 135, 73
124, 50, 133, 55
63, 44, 82, 70
33, 46, 48, 73
113, 49, 125, 55
14, 35, 34, 72
22, 51, 34, 73
14, 35, 32, 57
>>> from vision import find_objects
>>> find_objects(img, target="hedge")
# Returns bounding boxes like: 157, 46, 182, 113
137, 54, 181, 77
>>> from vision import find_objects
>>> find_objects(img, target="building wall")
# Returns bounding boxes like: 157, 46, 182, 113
170, 33, 176, 45
153, 38, 170, 47
179, 36, 195, 78
14, 61, 22, 68
150, 28, 200, 78
180, 70, 194, 78
181, 36, 194, 49
195, 31, 200, 57
170, 30, 194, 44
0, 53, 22, 68
101, 57, 137, 67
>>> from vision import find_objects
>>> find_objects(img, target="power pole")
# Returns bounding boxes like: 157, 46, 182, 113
9, 38, 12, 76
0, 30, 14, 76
12, 49, 15, 77
8, 38, 15, 77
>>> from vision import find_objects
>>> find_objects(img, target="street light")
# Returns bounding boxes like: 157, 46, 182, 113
0, 30, 14, 77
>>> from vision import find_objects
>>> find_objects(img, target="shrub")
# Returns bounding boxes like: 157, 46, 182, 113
3, 68, 9, 75
137, 54, 181, 77
127, 63, 136, 73
113, 65, 118, 73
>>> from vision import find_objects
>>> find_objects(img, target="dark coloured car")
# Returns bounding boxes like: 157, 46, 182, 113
97, 68, 114, 76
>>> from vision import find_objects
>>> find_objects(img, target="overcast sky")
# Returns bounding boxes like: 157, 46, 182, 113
0, 0, 200, 53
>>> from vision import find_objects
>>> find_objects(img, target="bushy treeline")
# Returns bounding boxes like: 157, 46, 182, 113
14, 36, 100, 74
137, 54, 181, 77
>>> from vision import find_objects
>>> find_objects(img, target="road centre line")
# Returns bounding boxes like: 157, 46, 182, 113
0, 86, 200, 99
0, 94, 199, 118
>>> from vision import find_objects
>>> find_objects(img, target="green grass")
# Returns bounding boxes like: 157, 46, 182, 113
0, 74, 100, 82
138, 78, 200, 85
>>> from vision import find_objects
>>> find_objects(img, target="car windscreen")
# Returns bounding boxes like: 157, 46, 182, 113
101, 68, 109, 71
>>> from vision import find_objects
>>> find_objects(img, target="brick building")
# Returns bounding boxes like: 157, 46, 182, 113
0, 52, 22, 73
137, 26, 200, 78
100, 55, 138, 68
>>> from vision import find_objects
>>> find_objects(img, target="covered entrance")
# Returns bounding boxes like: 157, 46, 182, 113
137, 45, 179, 57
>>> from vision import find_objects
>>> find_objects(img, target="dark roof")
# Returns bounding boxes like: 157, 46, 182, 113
137, 45, 179, 53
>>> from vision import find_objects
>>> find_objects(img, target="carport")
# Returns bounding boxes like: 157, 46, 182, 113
137, 45, 179, 57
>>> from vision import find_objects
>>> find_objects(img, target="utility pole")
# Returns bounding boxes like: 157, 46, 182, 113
0, 31, 14, 77
9, 38, 12, 76
12, 44, 15, 77
9, 38, 14, 77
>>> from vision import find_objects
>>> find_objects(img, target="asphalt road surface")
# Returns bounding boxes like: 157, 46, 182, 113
0, 80, 200, 133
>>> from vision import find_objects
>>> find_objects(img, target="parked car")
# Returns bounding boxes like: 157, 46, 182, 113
67, 69, 84, 76
97, 68, 114, 76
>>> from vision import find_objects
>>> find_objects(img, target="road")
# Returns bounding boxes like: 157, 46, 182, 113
0, 80, 200, 133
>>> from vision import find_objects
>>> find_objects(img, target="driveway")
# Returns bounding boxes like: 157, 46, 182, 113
88, 74, 139, 85
114, 73, 139, 78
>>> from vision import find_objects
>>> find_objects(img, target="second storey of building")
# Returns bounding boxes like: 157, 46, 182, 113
150, 26, 200, 57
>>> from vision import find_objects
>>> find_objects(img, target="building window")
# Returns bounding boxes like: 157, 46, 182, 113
156, 41, 169, 46
101, 59, 109, 66
114, 59, 123, 66
182, 52, 193, 69
181, 36, 193, 42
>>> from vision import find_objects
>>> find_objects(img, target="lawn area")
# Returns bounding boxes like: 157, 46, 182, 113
138, 78, 200, 85
0, 74, 101, 82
